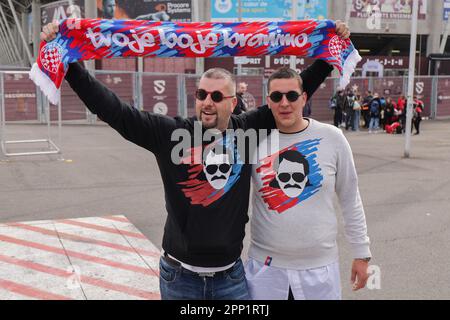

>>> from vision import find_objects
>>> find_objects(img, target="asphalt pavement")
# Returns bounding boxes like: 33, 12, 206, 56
1, 119, 449, 299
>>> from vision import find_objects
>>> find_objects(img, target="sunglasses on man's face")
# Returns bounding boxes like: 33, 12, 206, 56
205, 163, 232, 175
196, 89, 235, 103
277, 172, 306, 183
269, 91, 302, 103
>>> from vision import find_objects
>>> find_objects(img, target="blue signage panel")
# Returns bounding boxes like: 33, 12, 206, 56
211, 0, 328, 22
444, 0, 450, 20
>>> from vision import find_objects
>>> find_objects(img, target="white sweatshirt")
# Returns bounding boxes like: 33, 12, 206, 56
249, 119, 371, 270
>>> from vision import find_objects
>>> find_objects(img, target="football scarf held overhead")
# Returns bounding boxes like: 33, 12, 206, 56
30, 18, 362, 105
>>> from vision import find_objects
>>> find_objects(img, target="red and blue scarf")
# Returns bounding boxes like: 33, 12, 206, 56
30, 18, 361, 104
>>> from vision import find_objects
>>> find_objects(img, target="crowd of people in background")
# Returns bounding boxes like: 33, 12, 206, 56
233, 82, 425, 136
329, 89, 424, 135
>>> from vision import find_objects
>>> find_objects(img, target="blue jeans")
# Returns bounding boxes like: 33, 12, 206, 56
159, 256, 250, 300
369, 117, 379, 130
353, 110, 361, 131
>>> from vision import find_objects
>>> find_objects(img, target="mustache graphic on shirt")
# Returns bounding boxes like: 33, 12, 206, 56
212, 175, 227, 181
284, 184, 302, 189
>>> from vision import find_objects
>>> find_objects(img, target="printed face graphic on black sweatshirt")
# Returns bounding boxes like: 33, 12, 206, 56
178, 136, 243, 207
203, 150, 232, 190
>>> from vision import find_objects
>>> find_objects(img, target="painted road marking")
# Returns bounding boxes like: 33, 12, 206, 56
0, 215, 160, 300
101, 216, 130, 223
0, 254, 159, 300
8, 223, 159, 258
0, 278, 72, 300
57, 219, 147, 239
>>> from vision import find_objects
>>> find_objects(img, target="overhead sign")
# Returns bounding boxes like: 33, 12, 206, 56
444, 0, 450, 20
359, 56, 408, 69
211, 0, 328, 22
362, 60, 384, 77
350, 0, 427, 20
98, 0, 192, 22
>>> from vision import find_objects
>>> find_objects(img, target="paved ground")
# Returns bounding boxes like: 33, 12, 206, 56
1, 119, 449, 300
0, 215, 160, 300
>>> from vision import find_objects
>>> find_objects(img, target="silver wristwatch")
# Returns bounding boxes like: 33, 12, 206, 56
356, 257, 371, 262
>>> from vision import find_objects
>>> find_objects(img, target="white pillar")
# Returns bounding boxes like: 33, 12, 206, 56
193, 0, 204, 75
84, 0, 97, 72
84, 0, 97, 123
290, 0, 298, 70
32, 0, 41, 61
404, 0, 419, 158
237, 0, 243, 75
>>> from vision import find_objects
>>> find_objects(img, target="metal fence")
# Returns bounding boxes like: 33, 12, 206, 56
0, 70, 61, 157
2, 70, 450, 126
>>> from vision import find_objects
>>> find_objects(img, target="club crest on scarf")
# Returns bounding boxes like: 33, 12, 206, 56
256, 139, 323, 213
178, 136, 243, 207
40, 42, 64, 74
329, 35, 346, 59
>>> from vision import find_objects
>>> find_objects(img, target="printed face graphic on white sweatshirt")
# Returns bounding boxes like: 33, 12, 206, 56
256, 139, 323, 213
270, 151, 310, 198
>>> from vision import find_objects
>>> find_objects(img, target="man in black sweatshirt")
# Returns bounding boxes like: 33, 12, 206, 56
40, 20, 348, 300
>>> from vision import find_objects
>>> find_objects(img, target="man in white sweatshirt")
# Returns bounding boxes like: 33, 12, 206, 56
245, 67, 372, 300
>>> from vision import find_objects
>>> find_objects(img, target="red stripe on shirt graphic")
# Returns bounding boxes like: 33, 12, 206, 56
178, 139, 243, 207
256, 139, 323, 213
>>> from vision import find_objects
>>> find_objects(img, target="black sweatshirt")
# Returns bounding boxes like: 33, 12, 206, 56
65, 60, 333, 267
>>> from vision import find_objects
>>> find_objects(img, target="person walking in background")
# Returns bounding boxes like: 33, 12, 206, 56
352, 93, 362, 131
379, 95, 387, 131
413, 96, 424, 135
368, 93, 380, 133
398, 95, 407, 133
384, 97, 395, 128
332, 89, 348, 128
345, 90, 355, 131
362, 90, 373, 129
303, 98, 312, 118
233, 81, 248, 115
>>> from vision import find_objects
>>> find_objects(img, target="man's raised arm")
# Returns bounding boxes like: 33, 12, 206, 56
41, 21, 176, 154
65, 63, 176, 153
234, 20, 350, 131
301, 20, 349, 99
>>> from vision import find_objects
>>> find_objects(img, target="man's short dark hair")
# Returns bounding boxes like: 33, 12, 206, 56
267, 67, 303, 93
202, 68, 236, 96
269, 150, 311, 189
273, 150, 309, 173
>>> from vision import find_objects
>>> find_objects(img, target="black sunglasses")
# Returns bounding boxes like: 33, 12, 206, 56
269, 91, 302, 103
196, 89, 235, 103
205, 163, 232, 175
278, 172, 305, 183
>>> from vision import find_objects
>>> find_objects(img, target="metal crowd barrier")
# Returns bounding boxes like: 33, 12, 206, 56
1, 68, 450, 159
0, 70, 62, 157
